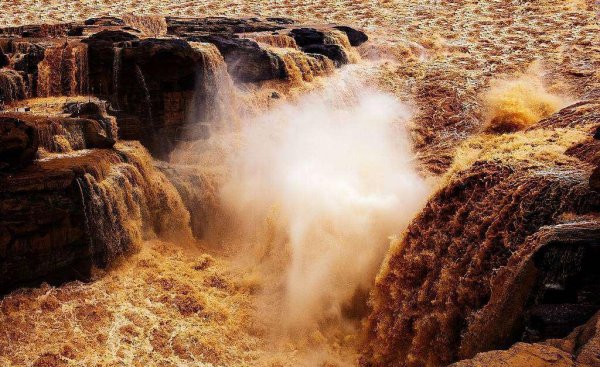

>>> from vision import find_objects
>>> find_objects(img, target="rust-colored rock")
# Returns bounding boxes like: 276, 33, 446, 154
451, 311, 600, 367
0, 115, 38, 170
0, 141, 190, 294
192, 34, 286, 82
363, 161, 600, 367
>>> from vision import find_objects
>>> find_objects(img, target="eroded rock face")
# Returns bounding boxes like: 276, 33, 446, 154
2, 112, 116, 153
83, 34, 203, 157
192, 35, 286, 82
363, 159, 600, 367
333, 25, 368, 46
451, 311, 600, 367
0, 116, 38, 170
0, 17, 366, 158
0, 141, 190, 294
289, 27, 349, 66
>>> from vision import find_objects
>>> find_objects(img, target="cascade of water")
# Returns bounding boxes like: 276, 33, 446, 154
253, 34, 298, 49
270, 47, 335, 83
36, 120, 86, 153
37, 42, 89, 97
112, 47, 122, 109
0, 69, 26, 103
188, 42, 239, 129
325, 30, 362, 64
134, 65, 153, 125
76, 142, 192, 265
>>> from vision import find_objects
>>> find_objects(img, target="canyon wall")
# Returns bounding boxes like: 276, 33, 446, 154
364, 100, 600, 366
0, 17, 367, 294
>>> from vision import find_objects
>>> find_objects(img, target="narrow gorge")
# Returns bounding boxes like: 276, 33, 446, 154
0, 3, 599, 367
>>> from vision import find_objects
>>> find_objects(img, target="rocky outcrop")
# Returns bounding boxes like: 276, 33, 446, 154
2, 111, 116, 153
333, 25, 368, 46
459, 220, 600, 357
0, 141, 190, 294
364, 158, 600, 366
192, 35, 286, 82
451, 311, 600, 367
290, 28, 349, 66
83, 33, 205, 157
0, 17, 366, 157
0, 116, 38, 170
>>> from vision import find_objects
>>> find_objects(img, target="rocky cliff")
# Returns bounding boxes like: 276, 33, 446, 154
0, 17, 366, 158
364, 100, 600, 366
0, 16, 367, 294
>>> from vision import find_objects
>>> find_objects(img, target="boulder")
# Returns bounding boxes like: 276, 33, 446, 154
289, 27, 350, 65
302, 44, 348, 66
333, 25, 368, 46
289, 28, 326, 47
194, 34, 286, 82
0, 116, 38, 170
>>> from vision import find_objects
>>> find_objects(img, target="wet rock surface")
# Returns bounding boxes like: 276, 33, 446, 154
0, 16, 366, 294
0, 116, 38, 170
0, 16, 365, 157
0, 142, 190, 294
451, 311, 600, 367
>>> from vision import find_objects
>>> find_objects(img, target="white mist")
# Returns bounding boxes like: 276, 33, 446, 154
219, 67, 430, 330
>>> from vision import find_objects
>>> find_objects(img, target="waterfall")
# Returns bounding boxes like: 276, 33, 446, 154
364, 164, 598, 367
37, 42, 89, 97
112, 47, 122, 109
270, 47, 335, 83
188, 42, 239, 129
36, 119, 85, 153
0, 69, 26, 103
134, 65, 153, 125
76, 142, 192, 265
325, 30, 361, 64
253, 34, 298, 49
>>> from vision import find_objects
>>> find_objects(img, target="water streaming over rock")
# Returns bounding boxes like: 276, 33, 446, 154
37, 42, 89, 97
364, 162, 600, 367
325, 30, 361, 64
76, 142, 192, 265
271, 47, 335, 83
0, 69, 26, 103
36, 119, 85, 153
188, 42, 238, 129
112, 47, 122, 109
134, 64, 153, 125
253, 34, 298, 49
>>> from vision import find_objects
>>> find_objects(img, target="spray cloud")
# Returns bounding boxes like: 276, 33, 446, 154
218, 67, 430, 333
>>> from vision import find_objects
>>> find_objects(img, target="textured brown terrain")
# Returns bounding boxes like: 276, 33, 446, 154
0, 1, 599, 367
